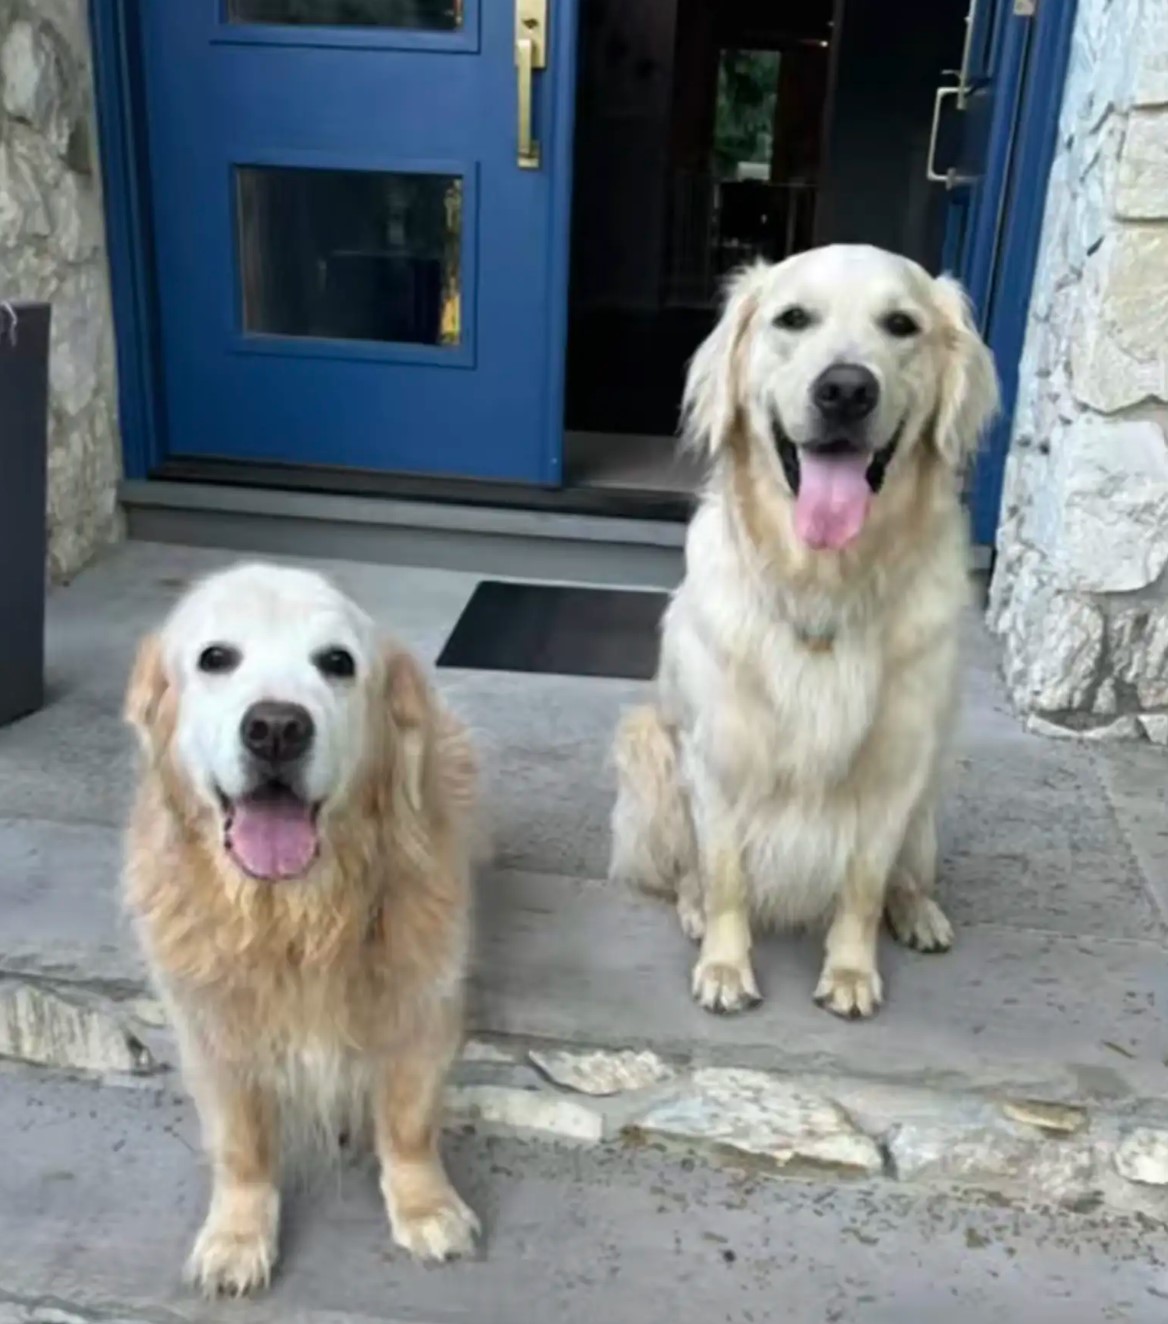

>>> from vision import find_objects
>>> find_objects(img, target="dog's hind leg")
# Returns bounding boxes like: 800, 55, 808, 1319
675, 863, 706, 942
609, 706, 699, 935
884, 802, 953, 954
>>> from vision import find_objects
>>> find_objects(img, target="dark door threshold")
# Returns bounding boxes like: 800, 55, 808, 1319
154, 458, 694, 524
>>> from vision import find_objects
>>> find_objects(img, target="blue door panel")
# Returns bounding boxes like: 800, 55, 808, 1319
138, 0, 576, 482
941, 0, 1033, 542
958, 14, 1030, 323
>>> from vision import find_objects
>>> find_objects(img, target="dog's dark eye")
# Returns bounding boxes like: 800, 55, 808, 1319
197, 644, 240, 675
314, 647, 356, 680
774, 305, 812, 332
882, 311, 920, 338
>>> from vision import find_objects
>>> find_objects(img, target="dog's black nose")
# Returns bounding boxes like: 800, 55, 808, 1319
812, 363, 880, 423
240, 701, 314, 764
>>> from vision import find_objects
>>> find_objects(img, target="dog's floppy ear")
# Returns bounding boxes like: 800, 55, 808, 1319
932, 274, 1000, 469
682, 262, 767, 456
376, 643, 483, 871
124, 634, 170, 750
373, 645, 441, 874
384, 647, 432, 813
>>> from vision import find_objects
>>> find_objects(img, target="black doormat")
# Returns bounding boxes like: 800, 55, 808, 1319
436, 581, 667, 680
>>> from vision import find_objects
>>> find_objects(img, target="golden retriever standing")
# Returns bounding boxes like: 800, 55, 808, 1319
123, 563, 480, 1295
610, 244, 999, 1020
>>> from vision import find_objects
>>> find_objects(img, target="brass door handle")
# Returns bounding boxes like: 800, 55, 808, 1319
517, 35, 538, 168
516, 0, 547, 170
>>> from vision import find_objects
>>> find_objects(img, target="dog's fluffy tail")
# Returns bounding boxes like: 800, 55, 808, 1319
609, 705, 696, 898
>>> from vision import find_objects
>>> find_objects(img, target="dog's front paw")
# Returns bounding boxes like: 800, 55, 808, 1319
814, 965, 883, 1020
692, 957, 761, 1014
390, 1190, 481, 1263
186, 1218, 277, 1298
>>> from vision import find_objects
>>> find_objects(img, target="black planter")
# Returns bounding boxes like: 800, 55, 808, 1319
0, 301, 50, 727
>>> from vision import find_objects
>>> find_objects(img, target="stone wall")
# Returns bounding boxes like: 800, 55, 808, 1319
0, 0, 119, 581
988, 0, 1168, 742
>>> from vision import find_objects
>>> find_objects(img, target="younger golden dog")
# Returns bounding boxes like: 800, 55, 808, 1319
610, 245, 999, 1020
123, 563, 480, 1295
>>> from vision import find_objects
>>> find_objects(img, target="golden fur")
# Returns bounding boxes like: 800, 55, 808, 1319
123, 567, 481, 1296
610, 245, 1000, 1019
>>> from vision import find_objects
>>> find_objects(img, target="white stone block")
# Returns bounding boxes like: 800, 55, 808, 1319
635, 1068, 884, 1176
0, 20, 70, 154
1114, 1128, 1168, 1186
1109, 605, 1168, 709
49, 169, 103, 264
1071, 0, 1138, 128
49, 264, 106, 416
1070, 226, 1168, 411
1132, 4, 1168, 106
529, 1047, 674, 1096
0, 139, 51, 245
1032, 420, 1168, 593
1011, 589, 1104, 714
1139, 714, 1168, 745
889, 1120, 1094, 1199
1115, 109, 1168, 219
460, 1038, 517, 1064
445, 1085, 604, 1143
0, 982, 154, 1075
1026, 714, 1142, 741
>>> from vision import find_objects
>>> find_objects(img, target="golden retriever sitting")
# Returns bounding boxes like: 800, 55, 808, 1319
123, 563, 480, 1296
610, 244, 999, 1020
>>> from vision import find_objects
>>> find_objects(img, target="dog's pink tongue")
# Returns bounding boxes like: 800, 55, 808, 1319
794, 453, 872, 551
228, 794, 317, 881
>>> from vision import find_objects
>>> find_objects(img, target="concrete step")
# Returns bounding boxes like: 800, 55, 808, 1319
3, 813, 1166, 1105
3, 812, 1168, 1223
120, 481, 687, 589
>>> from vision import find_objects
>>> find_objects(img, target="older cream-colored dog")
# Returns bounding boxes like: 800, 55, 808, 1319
610, 244, 998, 1019
123, 564, 480, 1296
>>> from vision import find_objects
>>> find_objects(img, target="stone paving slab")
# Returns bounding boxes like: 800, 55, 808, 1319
2, 1069, 1166, 1324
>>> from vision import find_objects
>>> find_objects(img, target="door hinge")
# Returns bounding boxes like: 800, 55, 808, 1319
1014, 0, 1036, 15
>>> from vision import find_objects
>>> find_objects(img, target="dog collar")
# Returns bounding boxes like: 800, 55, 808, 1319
795, 625, 836, 653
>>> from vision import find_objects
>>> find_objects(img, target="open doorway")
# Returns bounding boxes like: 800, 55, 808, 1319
563, 0, 968, 502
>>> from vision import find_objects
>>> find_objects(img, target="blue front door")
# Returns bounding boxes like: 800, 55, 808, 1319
137, 0, 577, 483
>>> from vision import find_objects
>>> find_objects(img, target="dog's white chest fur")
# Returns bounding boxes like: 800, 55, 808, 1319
659, 506, 926, 926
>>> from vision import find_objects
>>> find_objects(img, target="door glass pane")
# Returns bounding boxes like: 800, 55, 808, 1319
235, 166, 463, 347
710, 50, 815, 278
227, 0, 461, 29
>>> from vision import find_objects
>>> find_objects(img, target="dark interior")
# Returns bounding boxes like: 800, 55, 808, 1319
563, 0, 969, 493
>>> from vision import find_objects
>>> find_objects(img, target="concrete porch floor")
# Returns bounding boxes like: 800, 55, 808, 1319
4, 539, 1166, 1095
2, 540, 1167, 1319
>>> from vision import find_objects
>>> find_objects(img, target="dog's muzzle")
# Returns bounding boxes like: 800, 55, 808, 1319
220, 701, 322, 882
772, 412, 902, 551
